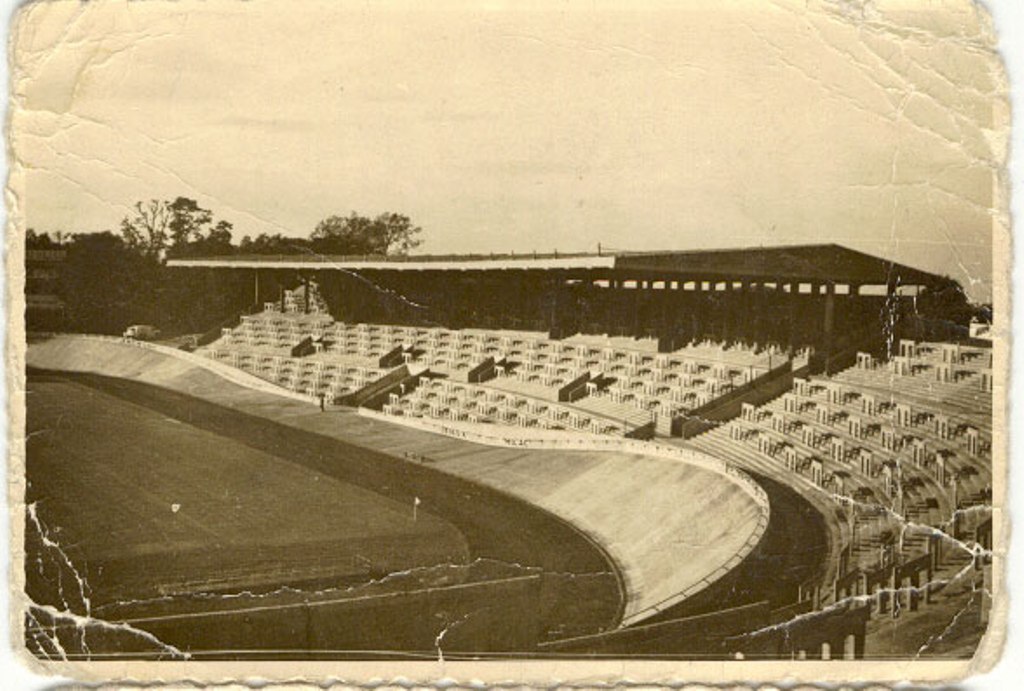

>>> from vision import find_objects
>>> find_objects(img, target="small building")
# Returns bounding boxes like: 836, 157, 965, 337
25, 248, 66, 331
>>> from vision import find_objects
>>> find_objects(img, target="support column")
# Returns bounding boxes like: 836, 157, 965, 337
516, 272, 528, 329
691, 280, 703, 342
823, 282, 836, 372
788, 283, 799, 355
843, 634, 857, 660
606, 275, 619, 335
660, 281, 674, 349
549, 274, 562, 338
336, 272, 347, 322
632, 278, 641, 336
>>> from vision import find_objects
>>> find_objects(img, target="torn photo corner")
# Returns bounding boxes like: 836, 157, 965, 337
5, 0, 1009, 685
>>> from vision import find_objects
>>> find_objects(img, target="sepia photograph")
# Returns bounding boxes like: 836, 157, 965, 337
5, 0, 1010, 684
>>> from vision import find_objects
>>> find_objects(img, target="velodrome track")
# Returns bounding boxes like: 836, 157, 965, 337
27, 335, 781, 630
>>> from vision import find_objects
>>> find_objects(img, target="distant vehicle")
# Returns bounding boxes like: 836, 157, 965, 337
124, 324, 161, 341
969, 318, 993, 341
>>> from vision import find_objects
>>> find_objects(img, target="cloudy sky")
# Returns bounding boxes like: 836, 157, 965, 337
11, 0, 1004, 301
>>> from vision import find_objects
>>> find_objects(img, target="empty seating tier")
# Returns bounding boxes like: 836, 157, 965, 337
202, 298, 792, 438
205, 348, 386, 404
687, 340, 992, 594
382, 377, 631, 436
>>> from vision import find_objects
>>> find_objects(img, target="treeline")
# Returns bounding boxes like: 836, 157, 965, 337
116, 197, 422, 258
27, 197, 425, 336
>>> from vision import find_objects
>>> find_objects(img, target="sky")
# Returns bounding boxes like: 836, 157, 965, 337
9, 0, 1006, 301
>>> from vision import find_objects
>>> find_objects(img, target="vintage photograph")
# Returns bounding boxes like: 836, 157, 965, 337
7, 0, 1007, 683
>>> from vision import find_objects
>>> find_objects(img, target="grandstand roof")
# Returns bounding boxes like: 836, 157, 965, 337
167, 243, 947, 286
613, 244, 945, 285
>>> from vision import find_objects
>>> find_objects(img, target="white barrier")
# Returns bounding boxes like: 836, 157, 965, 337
359, 407, 771, 626
44, 335, 319, 406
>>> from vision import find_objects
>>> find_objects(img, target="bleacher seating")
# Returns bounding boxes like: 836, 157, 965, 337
382, 377, 631, 435
200, 280, 784, 437
840, 339, 992, 417
275, 280, 331, 315
205, 348, 385, 404
689, 339, 993, 584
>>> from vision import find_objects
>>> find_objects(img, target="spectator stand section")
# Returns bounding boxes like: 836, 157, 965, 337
686, 338, 992, 647
199, 281, 794, 441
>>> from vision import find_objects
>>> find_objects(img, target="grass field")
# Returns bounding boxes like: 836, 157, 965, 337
26, 374, 469, 607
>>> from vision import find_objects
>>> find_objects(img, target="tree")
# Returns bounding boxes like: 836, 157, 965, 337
242, 232, 309, 255
122, 197, 235, 258
26, 228, 58, 249
375, 212, 423, 255
60, 231, 163, 333
310, 213, 377, 255
310, 211, 422, 256
914, 278, 978, 329
120, 200, 172, 257
167, 197, 213, 248
187, 220, 235, 256
208, 220, 234, 246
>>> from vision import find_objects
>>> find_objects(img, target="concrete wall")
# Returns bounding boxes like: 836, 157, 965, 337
378, 345, 406, 368
38, 574, 544, 657
557, 372, 591, 402
467, 357, 497, 384
539, 601, 769, 655
340, 364, 413, 408
679, 361, 794, 439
